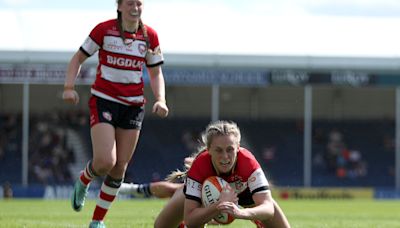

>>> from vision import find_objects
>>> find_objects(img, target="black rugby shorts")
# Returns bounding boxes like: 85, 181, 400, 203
89, 96, 144, 130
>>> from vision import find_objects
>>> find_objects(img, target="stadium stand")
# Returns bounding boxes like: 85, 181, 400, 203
0, 113, 396, 188
0, 51, 398, 191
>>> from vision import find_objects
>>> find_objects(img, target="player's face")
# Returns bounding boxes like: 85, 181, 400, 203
118, 0, 143, 22
208, 134, 239, 175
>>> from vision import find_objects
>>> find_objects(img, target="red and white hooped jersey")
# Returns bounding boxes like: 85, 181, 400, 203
80, 19, 164, 106
184, 147, 270, 206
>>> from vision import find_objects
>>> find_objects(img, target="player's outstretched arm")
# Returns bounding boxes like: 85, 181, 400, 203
119, 181, 182, 198
150, 181, 183, 198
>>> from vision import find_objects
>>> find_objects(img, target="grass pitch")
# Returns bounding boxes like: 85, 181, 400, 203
0, 199, 398, 228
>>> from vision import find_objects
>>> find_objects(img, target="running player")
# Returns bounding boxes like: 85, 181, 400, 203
62, 0, 168, 227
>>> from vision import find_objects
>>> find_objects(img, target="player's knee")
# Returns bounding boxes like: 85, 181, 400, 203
112, 161, 129, 174
93, 158, 116, 175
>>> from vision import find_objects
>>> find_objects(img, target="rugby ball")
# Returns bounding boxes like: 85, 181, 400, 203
201, 176, 235, 224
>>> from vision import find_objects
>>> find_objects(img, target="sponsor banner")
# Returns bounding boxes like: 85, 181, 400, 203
330, 71, 375, 86
270, 70, 376, 86
0, 63, 379, 86
43, 185, 98, 200
162, 68, 269, 86
374, 188, 400, 199
273, 187, 374, 200
1, 185, 130, 199
270, 70, 312, 85
2, 185, 398, 200
0, 63, 96, 84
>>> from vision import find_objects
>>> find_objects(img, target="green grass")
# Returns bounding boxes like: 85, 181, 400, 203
0, 199, 398, 227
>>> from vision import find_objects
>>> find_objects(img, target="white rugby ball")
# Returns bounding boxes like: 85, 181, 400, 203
201, 176, 235, 224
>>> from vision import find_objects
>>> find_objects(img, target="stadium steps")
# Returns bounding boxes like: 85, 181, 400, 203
66, 128, 88, 180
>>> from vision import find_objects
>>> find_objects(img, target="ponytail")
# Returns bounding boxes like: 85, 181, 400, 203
116, 10, 127, 44
165, 147, 205, 182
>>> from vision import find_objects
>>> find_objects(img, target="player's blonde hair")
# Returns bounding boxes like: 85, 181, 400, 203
166, 120, 241, 182
202, 120, 241, 148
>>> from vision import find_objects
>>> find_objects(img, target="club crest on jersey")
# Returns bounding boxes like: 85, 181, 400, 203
138, 43, 147, 55
229, 175, 247, 193
124, 39, 133, 47
233, 180, 247, 193
102, 112, 112, 121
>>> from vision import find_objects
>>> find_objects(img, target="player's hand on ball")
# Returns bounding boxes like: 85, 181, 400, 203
62, 89, 79, 105
152, 100, 169, 118
218, 185, 238, 204
202, 177, 236, 224
216, 201, 242, 218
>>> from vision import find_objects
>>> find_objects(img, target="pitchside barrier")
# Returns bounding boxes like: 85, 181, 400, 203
1, 185, 400, 200
272, 187, 374, 200
374, 188, 400, 199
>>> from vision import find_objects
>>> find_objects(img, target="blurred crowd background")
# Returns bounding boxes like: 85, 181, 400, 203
0, 53, 398, 193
